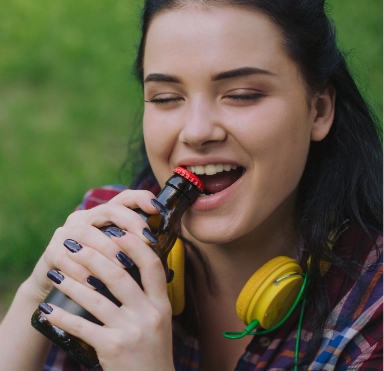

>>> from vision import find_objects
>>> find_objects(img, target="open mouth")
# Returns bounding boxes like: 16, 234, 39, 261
185, 164, 244, 196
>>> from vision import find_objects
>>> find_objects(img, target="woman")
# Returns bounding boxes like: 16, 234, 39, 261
0, 1, 382, 370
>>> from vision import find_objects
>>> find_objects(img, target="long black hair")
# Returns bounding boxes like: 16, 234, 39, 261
132, 0, 382, 357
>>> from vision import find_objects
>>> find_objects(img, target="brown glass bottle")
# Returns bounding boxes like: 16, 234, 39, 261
31, 167, 203, 370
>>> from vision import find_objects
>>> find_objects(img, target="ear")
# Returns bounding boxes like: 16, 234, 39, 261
310, 85, 336, 141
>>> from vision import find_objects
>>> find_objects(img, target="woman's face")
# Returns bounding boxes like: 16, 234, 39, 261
143, 6, 325, 245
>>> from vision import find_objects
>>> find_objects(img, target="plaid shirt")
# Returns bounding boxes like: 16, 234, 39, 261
43, 185, 383, 371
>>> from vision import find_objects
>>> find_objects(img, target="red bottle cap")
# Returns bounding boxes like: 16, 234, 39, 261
173, 167, 204, 192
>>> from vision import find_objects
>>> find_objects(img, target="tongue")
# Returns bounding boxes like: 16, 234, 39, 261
199, 167, 243, 194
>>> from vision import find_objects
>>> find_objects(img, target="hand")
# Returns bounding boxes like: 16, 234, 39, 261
27, 189, 159, 300
40, 228, 174, 371
26, 190, 175, 370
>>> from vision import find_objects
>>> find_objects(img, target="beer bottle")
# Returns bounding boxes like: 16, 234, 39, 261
31, 167, 203, 370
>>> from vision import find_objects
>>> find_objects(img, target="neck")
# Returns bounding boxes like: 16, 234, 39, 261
181, 197, 301, 299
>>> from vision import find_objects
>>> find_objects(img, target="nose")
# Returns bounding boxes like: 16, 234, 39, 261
178, 97, 227, 150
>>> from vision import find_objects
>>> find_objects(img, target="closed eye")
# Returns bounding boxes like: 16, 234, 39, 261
224, 93, 264, 101
144, 97, 184, 105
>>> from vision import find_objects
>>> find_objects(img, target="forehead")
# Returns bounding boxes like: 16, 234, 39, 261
143, 6, 291, 77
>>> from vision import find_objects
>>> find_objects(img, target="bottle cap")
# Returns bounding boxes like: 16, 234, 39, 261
173, 167, 204, 192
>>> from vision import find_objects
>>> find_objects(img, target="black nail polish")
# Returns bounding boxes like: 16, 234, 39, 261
151, 199, 166, 213
107, 227, 126, 238
116, 251, 134, 269
47, 269, 65, 284
39, 302, 53, 314
103, 230, 112, 238
167, 268, 174, 283
142, 228, 158, 244
87, 276, 105, 290
64, 239, 82, 253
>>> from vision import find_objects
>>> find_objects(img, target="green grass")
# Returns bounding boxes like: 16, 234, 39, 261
0, 0, 145, 301
0, 0, 382, 308
329, 0, 383, 122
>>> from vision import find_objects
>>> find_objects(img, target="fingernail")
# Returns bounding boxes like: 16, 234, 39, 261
64, 239, 82, 253
142, 228, 158, 244
167, 268, 174, 283
39, 302, 53, 314
107, 227, 126, 238
116, 251, 134, 269
102, 229, 112, 238
87, 276, 105, 290
151, 199, 166, 213
47, 269, 65, 284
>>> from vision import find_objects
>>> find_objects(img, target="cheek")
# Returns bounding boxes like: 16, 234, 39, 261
236, 98, 312, 186
247, 96, 311, 147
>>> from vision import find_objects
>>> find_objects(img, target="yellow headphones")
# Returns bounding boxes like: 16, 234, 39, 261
166, 239, 307, 329
166, 222, 346, 329
166, 238, 186, 316
166, 223, 347, 371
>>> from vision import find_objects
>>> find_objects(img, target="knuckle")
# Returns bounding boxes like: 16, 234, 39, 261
108, 189, 128, 202
72, 225, 90, 242
54, 310, 65, 324
71, 263, 88, 280
104, 335, 127, 356
87, 293, 104, 310
43, 247, 65, 268
147, 309, 164, 331
117, 189, 133, 197
52, 226, 65, 239
109, 266, 128, 282
70, 318, 85, 336
65, 209, 87, 225
46, 228, 66, 252
96, 203, 116, 220
126, 326, 145, 345
162, 301, 173, 318
147, 255, 163, 272
141, 190, 156, 199
80, 247, 95, 262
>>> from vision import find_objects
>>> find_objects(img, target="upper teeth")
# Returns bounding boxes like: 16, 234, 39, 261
186, 164, 237, 175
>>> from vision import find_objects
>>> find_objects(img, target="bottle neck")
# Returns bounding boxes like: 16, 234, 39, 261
166, 174, 201, 202
134, 175, 201, 282
156, 185, 192, 217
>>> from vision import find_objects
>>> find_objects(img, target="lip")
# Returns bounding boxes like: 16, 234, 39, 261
177, 157, 242, 168
189, 168, 245, 211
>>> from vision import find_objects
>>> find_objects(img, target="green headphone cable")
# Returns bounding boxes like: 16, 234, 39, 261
223, 273, 308, 370
223, 273, 308, 339
294, 294, 307, 371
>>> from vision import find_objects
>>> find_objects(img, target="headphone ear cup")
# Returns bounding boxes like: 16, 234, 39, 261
236, 256, 303, 329
167, 238, 185, 315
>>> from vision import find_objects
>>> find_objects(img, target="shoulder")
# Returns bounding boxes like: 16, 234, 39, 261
310, 225, 383, 370
76, 185, 127, 210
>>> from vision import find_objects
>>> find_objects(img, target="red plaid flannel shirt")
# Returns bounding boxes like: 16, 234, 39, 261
43, 185, 383, 371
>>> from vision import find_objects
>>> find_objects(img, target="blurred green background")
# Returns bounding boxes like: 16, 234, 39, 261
0, 0, 382, 313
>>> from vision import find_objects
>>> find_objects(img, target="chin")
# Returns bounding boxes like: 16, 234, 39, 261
181, 216, 247, 246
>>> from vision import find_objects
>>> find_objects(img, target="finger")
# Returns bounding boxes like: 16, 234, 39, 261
46, 269, 121, 328
61, 225, 125, 272
39, 227, 97, 288
38, 301, 105, 350
63, 242, 148, 307
61, 225, 153, 281
113, 232, 168, 301
109, 189, 160, 215
64, 203, 155, 245
45, 225, 126, 290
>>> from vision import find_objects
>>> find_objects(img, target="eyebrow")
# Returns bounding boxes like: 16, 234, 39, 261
212, 67, 276, 81
144, 73, 181, 84
143, 67, 276, 84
